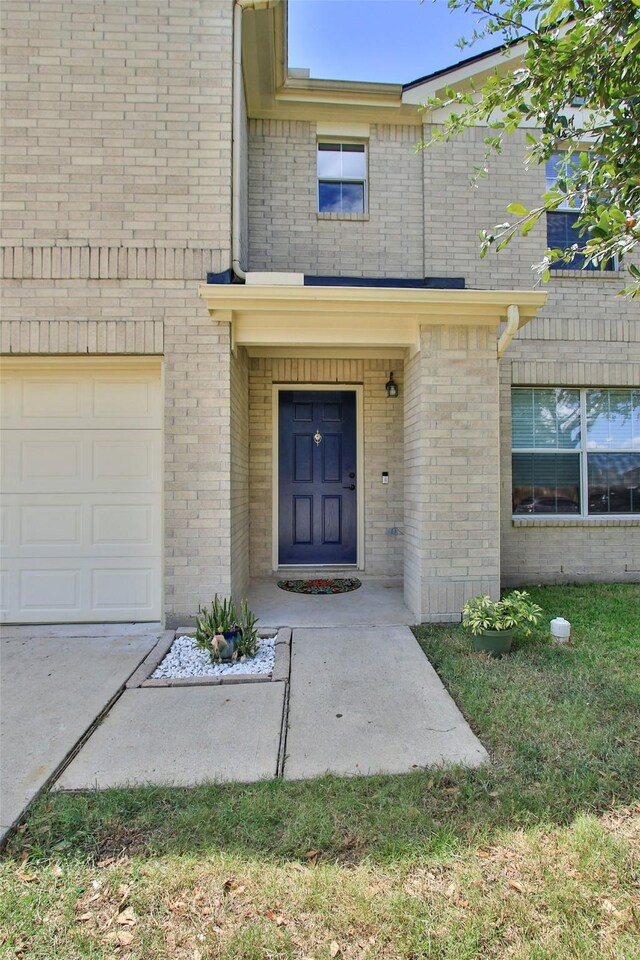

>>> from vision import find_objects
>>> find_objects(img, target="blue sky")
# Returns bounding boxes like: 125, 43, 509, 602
288, 0, 499, 85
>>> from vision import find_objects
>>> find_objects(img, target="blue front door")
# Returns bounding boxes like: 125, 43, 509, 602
278, 390, 357, 565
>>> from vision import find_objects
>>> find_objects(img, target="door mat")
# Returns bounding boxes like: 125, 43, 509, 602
277, 577, 362, 595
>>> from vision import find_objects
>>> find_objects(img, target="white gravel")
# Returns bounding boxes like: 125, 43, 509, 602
151, 634, 276, 679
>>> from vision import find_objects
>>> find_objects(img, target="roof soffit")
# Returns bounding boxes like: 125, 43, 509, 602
242, 2, 420, 125
198, 283, 547, 351
241, 3, 534, 125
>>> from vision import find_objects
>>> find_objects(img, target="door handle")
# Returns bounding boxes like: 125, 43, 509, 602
342, 483, 356, 490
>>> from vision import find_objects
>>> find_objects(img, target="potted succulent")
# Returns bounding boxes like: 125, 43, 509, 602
462, 590, 542, 657
194, 595, 260, 663
194, 594, 241, 662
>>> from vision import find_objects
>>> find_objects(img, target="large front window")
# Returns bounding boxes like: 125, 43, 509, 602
512, 387, 640, 515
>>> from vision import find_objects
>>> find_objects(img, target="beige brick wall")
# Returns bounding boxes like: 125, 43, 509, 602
164, 311, 235, 621
1, 0, 232, 254
422, 127, 542, 289
0, 281, 164, 354
230, 345, 250, 598
248, 357, 404, 577
248, 122, 423, 278
404, 325, 502, 621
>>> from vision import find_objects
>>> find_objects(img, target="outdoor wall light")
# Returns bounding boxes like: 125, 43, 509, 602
385, 372, 399, 398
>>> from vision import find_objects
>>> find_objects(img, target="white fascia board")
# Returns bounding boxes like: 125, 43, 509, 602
316, 121, 370, 138
402, 41, 529, 105
424, 101, 604, 132
245, 272, 305, 285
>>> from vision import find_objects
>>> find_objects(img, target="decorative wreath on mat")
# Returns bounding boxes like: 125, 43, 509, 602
277, 577, 362, 595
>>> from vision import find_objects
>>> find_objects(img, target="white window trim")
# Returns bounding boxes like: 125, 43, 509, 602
512, 386, 640, 519
317, 140, 368, 215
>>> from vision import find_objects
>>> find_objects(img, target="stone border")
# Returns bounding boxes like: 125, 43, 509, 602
126, 627, 291, 688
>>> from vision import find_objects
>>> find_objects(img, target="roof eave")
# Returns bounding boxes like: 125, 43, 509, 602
198, 283, 546, 355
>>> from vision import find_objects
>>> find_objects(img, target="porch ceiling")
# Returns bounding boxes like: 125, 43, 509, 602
198, 283, 547, 354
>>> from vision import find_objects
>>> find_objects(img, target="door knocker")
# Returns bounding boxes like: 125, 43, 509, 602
313, 428, 322, 446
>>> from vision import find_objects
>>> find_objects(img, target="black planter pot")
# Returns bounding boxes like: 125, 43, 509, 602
211, 629, 241, 662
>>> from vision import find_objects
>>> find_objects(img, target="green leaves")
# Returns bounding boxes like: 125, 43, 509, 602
540, 0, 573, 27
506, 202, 530, 217
419, 0, 640, 295
462, 591, 543, 637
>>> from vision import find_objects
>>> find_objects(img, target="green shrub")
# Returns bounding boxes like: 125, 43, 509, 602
462, 590, 543, 636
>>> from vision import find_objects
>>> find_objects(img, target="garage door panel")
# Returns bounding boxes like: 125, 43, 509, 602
1, 367, 162, 430
0, 503, 7, 549
21, 377, 84, 420
0, 559, 160, 622
92, 566, 156, 615
0, 378, 15, 422
93, 435, 160, 491
0, 569, 8, 617
19, 567, 83, 615
2, 432, 86, 492
92, 502, 156, 548
20, 437, 84, 487
2, 494, 160, 559
21, 503, 83, 548
3, 430, 162, 494
92, 376, 162, 427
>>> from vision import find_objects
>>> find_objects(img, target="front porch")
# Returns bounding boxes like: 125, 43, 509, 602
247, 575, 413, 628
200, 281, 547, 623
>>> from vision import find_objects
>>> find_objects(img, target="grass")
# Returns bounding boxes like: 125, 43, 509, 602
1, 583, 639, 958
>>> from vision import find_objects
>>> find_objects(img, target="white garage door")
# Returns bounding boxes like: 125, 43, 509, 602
0, 359, 162, 623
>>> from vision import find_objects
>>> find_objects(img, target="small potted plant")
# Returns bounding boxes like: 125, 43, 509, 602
461, 590, 542, 657
194, 594, 241, 662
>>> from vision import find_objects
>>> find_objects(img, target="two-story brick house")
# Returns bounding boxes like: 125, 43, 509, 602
1, 0, 637, 626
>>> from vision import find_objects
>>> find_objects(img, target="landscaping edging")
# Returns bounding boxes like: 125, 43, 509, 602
126, 627, 291, 688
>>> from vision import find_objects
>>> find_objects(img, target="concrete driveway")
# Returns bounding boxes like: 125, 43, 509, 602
0, 623, 161, 844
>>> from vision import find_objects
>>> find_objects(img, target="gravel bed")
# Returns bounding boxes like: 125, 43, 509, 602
151, 634, 276, 679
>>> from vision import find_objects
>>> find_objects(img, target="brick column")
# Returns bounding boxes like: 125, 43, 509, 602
404, 324, 501, 622
164, 309, 234, 624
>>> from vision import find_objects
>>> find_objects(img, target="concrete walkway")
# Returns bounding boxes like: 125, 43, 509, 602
51, 624, 487, 794
284, 626, 488, 778
57, 684, 286, 790
2, 618, 488, 836
0, 623, 161, 844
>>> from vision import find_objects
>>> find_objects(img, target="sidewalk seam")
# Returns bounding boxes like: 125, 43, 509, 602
276, 627, 293, 778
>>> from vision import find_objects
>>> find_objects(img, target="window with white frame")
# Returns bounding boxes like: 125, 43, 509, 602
545, 152, 615, 271
317, 141, 367, 214
512, 387, 640, 515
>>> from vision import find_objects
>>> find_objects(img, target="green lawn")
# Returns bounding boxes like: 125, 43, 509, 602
1, 583, 639, 959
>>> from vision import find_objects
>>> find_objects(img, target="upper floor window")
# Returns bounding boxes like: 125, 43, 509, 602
317, 142, 367, 214
545, 152, 615, 271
